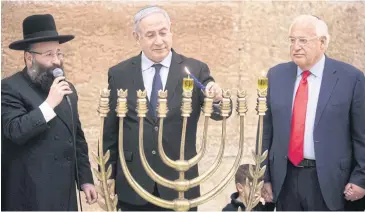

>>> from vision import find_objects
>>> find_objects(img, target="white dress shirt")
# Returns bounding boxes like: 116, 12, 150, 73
39, 101, 56, 122
292, 54, 325, 160
141, 51, 172, 100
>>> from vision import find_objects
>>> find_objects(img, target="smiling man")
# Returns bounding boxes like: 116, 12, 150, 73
260, 14, 365, 211
103, 6, 227, 211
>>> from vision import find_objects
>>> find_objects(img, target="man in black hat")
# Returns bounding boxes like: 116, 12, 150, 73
1, 14, 97, 210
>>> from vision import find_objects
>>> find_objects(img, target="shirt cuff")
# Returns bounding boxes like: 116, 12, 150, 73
39, 101, 56, 123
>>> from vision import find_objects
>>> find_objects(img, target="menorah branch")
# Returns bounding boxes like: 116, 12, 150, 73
93, 89, 118, 211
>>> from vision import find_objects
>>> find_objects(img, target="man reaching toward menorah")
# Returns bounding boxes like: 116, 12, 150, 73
102, 6, 230, 211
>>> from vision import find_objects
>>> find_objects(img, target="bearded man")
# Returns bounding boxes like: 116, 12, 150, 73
1, 14, 97, 210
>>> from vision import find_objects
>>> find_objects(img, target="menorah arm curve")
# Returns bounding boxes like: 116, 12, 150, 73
190, 116, 245, 208
138, 117, 178, 190
158, 118, 190, 171
118, 118, 175, 209
188, 117, 227, 188
186, 116, 210, 168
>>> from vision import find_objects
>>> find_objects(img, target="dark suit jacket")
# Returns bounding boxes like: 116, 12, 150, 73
1, 69, 93, 211
103, 50, 227, 205
262, 56, 365, 210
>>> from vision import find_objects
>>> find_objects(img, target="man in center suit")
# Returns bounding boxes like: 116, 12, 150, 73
103, 6, 227, 211
261, 15, 365, 210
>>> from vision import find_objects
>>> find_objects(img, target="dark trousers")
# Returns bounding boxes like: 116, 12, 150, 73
276, 161, 332, 211
118, 183, 197, 211
345, 198, 365, 211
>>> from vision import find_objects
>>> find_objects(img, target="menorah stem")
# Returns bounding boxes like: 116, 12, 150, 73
246, 102, 266, 211
178, 116, 188, 199
257, 115, 264, 156
240, 115, 245, 161
180, 117, 187, 161
99, 117, 113, 211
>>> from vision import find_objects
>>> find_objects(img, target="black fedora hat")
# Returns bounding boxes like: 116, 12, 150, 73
9, 14, 74, 50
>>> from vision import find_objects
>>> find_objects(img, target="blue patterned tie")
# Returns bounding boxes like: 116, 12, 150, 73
150, 64, 163, 118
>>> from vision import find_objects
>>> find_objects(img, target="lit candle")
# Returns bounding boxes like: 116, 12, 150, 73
183, 68, 194, 92
184, 67, 206, 91
258, 71, 268, 90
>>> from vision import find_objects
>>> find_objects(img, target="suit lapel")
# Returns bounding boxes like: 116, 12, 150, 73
165, 50, 184, 106
280, 62, 298, 143
314, 58, 338, 127
53, 98, 74, 134
131, 53, 155, 124
282, 62, 298, 119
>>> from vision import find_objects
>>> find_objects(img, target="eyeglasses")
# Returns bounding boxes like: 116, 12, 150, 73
28, 50, 64, 60
288, 36, 319, 46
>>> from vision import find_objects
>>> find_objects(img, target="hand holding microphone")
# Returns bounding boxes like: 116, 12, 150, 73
45, 68, 73, 109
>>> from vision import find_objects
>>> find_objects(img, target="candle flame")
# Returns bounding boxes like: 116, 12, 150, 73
184, 67, 191, 75
261, 71, 267, 77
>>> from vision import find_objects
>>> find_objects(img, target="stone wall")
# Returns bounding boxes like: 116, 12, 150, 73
2, 1, 364, 211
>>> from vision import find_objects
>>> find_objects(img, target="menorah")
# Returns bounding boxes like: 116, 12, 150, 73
93, 74, 268, 211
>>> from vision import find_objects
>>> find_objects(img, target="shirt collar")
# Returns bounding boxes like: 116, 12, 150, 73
141, 51, 172, 72
296, 54, 325, 78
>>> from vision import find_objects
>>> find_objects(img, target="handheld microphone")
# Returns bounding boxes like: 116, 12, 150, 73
52, 67, 64, 79
52, 68, 71, 105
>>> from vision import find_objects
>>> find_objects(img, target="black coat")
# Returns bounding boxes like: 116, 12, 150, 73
103, 50, 228, 205
1, 69, 93, 210
222, 192, 275, 211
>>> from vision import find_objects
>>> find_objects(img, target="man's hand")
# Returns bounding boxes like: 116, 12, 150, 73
81, 183, 98, 204
344, 183, 365, 201
45, 77, 72, 109
262, 182, 274, 203
205, 82, 223, 102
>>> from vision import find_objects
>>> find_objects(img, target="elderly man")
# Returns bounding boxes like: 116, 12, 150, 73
103, 6, 227, 211
1, 14, 97, 210
261, 15, 365, 210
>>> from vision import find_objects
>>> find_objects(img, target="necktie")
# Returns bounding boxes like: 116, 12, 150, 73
288, 70, 311, 166
150, 64, 163, 118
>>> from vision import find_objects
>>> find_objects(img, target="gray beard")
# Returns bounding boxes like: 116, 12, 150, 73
28, 60, 64, 92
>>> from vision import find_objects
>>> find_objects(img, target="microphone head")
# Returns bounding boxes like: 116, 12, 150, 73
52, 68, 64, 78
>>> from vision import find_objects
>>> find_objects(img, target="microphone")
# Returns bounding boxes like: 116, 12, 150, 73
52, 68, 71, 105
52, 67, 64, 79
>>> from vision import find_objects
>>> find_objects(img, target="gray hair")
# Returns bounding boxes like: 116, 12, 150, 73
133, 6, 171, 33
289, 15, 330, 48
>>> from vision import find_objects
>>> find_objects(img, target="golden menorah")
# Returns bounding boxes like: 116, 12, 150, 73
92, 74, 268, 211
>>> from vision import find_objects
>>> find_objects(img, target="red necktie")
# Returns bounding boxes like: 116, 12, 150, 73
288, 70, 310, 166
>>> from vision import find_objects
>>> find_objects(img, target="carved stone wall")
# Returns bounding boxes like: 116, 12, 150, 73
2, 1, 364, 210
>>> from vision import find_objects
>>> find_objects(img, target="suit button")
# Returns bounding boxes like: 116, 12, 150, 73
152, 150, 156, 155
69, 139, 72, 144
154, 126, 158, 132
54, 156, 58, 160
54, 135, 59, 140
67, 156, 71, 161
